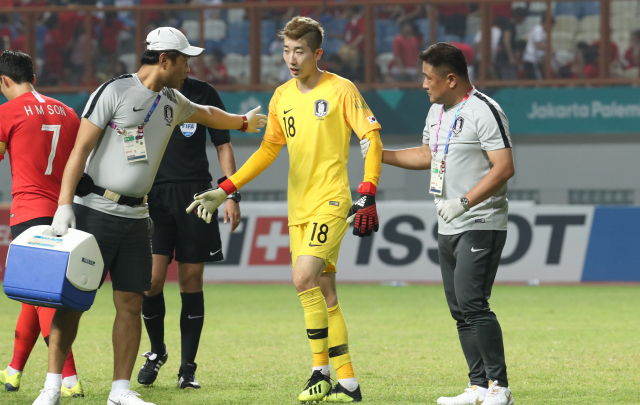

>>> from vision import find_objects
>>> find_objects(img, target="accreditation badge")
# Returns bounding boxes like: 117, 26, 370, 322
123, 127, 148, 163
429, 159, 444, 195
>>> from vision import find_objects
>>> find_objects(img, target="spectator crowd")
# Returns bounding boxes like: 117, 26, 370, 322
0, 0, 638, 87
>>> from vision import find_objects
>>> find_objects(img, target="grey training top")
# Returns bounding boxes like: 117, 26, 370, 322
75, 73, 197, 219
422, 89, 512, 235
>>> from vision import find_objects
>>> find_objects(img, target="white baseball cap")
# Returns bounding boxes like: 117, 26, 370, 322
146, 27, 204, 57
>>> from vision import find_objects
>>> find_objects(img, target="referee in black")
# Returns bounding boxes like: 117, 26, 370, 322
138, 76, 241, 389
377, 43, 515, 405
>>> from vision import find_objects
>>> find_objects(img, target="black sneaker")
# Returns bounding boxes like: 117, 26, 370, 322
137, 348, 168, 386
323, 382, 362, 402
178, 363, 201, 389
298, 370, 332, 402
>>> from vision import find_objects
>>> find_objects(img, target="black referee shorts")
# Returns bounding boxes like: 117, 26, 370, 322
148, 181, 224, 264
74, 204, 153, 293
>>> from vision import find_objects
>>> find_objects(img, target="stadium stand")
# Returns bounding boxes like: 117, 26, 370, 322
0, 0, 638, 88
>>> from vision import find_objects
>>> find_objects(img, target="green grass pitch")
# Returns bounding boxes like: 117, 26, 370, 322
1, 283, 639, 404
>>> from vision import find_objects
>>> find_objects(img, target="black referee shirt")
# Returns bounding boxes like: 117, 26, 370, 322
154, 77, 231, 185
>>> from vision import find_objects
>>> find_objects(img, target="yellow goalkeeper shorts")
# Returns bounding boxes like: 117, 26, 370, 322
289, 213, 349, 273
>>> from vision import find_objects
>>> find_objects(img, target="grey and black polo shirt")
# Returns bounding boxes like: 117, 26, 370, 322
422, 89, 512, 235
75, 73, 197, 219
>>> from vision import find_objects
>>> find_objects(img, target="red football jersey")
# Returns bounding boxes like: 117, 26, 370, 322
0, 91, 79, 226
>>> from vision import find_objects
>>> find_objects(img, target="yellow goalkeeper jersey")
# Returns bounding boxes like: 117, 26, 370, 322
263, 72, 382, 226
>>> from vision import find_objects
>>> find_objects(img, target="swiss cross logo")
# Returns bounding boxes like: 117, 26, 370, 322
249, 217, 290, 265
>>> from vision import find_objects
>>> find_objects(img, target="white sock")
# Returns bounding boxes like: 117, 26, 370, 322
111, 380, 130, 397
62, 375, 78, 389
7, 365, 20, 376
312, 365, 330, 377
338, 377, 358, 391
476, 386, 488, 396
44, 373, 62, 390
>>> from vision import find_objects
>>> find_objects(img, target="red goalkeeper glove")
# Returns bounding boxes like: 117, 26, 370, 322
347, 182, 379, 237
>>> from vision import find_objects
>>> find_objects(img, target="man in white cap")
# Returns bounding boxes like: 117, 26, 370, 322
32, 27, 267, 405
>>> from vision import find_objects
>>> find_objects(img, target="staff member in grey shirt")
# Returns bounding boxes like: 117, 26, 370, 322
32, 27, 266, 405
366, 43, 515, 405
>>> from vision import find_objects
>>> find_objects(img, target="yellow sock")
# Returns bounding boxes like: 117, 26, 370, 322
337, 363, 355, 380
327, 302, 355, 379
298, 287, 328, 355
313, 351, 329, 367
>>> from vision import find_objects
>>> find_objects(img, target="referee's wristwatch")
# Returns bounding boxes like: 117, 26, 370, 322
459, 196, 470, 211
227, 192, 241, 203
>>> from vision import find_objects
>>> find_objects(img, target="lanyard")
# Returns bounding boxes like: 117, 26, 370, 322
141, 94, 162, 127
432, 87, 474, 158
108, 94, 162, 135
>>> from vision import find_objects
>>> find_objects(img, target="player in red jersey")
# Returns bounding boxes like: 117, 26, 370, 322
0, 50, 84, 398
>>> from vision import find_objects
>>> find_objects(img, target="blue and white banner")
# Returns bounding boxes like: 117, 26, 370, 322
204, 202, 639, 283
1, 203, 633, 283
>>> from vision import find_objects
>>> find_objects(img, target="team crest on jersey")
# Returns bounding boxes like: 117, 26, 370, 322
314, 99, 329, 118
452, 116, 465, 135
164, 105, 174, 124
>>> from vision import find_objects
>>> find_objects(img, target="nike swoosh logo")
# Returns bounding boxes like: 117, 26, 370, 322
471, 247, 486, 252
284, 109, 293, 114
431, 123, 437, 127
476, 398, 483, 404
142, 315, 158, 320
109, 399, 119, 405
309, 243, 321, 247
308, 331, 323, 336
210, 248, 221, 256
133, 107, 144, 112
188, 315, 204, 319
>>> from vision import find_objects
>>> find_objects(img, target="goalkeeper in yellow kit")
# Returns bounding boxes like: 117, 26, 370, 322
186, 16, 383, 403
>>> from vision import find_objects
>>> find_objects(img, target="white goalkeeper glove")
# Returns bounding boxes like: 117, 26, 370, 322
186, 188, 228, 224
51, 204, 76, 236
244, 106, 268, 133
360, 137, 370, 160
436, 198, 467, 223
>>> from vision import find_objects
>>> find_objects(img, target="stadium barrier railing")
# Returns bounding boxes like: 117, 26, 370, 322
0, 0, 638, 94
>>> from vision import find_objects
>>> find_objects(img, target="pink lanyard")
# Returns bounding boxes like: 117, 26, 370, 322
432, 87, 474, 158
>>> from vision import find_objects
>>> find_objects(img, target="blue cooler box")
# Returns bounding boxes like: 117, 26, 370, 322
3, 225, 104, 311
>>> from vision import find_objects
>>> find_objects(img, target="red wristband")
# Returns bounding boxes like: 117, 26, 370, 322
357, 182, 377, 196
240, 115, 248, 132
219, 178, 237, 195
